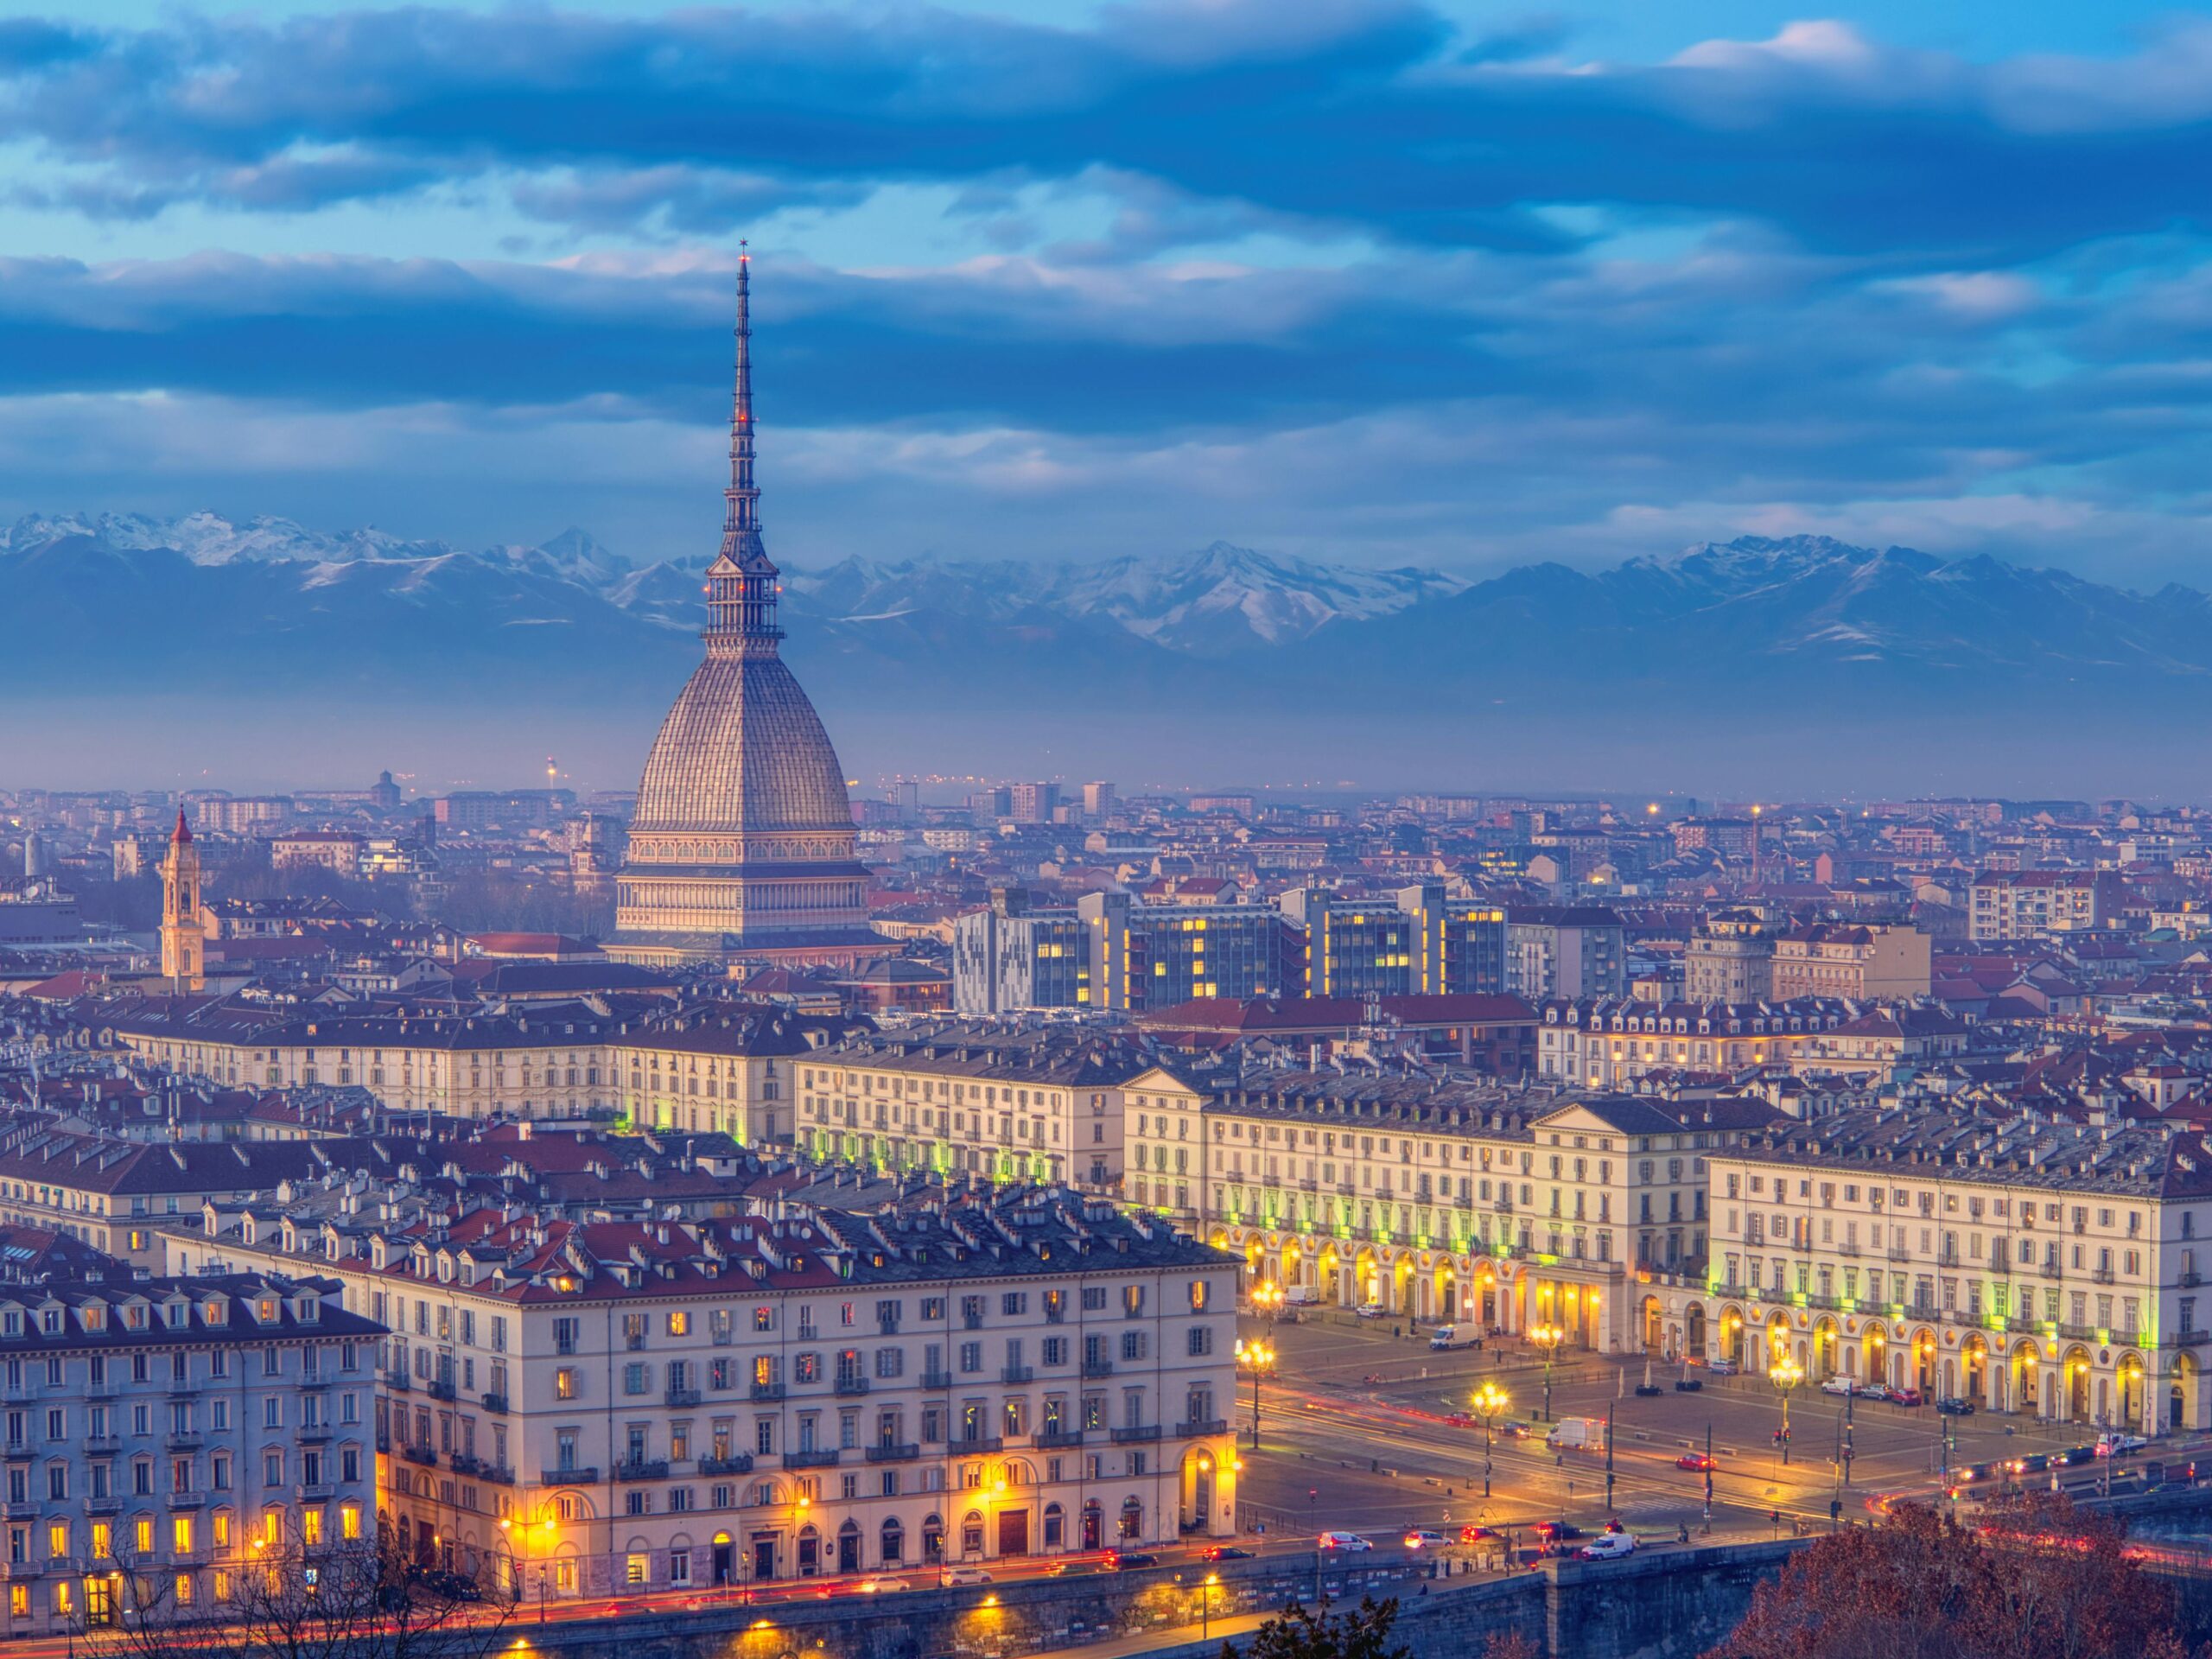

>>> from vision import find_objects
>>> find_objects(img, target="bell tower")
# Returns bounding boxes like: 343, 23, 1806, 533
159, 810, 205, 992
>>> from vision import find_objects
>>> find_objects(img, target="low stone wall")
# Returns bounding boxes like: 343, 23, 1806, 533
505, 1541, 1812, 1659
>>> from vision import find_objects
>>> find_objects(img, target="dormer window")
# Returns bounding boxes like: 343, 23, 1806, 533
258, 1299, 278, 1324
164, 1305, 187, 1330
204, 1300, 227, 1325
80, 1307, 104, 1333
121, 1306, 144, 1332
40, 1310, 61, 1335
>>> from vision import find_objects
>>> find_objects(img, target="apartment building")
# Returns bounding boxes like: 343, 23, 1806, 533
1970, 870, 2123, 940
0, 1272, 381, 1641
1769, 924, 1931, 1001
1536, 998, 1857, 1090
796, 1024, 1209, 1190
1504, 906, 1626, 1001
0, 1128, 323, 1268
1682, 912, 1775, 1004
80, 998, 848, 1137
166, 1186, 1238, 1601
1638, 1108, 2212, 1432
1129, 1068, 1777, 1354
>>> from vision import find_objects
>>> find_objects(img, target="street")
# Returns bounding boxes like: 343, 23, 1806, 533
1235, 1311, 2148, 1545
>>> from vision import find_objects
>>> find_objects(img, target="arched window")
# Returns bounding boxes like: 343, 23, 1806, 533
1119, 1497, 1143, 1541
922, 1515, 944, 1564
1043, 1503, 1065, 1550
880, 1519, 904, 1565
961, 1510, 984, 1555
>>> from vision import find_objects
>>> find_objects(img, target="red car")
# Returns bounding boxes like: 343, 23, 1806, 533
1676, 1452, 1716, 1471
1890, 1387, 1924, 1408
1456, 1525, 1497, 1545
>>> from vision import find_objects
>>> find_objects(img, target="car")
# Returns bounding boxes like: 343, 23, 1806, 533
1402, 1529, 1447, 1550
1936, 1396, 1977, 1417
1355, 1303, 1388, 1319
1819, 1376, 1854, 1396
855, 1578, 912, 1595
1456, 1525, 1497, 1544
1676, 1452, 1716, 1471
2009, 1453, 2050, 1475
1578, 1533, 1637, 1561
1203, 1547, 1253, 1562
2096, 1433, 2148, 1458
2059, 1445, 2099, 1466
1857, 1382, 1891, 1402
945, 1567, 995, 1586
1534, 1521, 1585, 1544
1707, 1357, 1741, 1376
1497, 1419, 1535, 1440
404, 1567, 483, 1604
1106, 1552, 1160, 1571
1673, 1377, 1704, 1393
1318, 1531, 1374, 1552
1888, 1387, 1923, 1407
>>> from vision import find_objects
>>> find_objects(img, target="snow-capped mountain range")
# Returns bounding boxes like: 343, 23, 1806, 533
0, 512, 1465, 654
9, 513, 2212, 791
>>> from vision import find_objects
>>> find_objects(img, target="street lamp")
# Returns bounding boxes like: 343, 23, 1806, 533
1200, 1572, 1219, 1641
1237, 1338, 1274, 1451
1772, 1355, 1803, 1466
1529, 1322, 1565, 1423
1471, 1381, 1510, 1499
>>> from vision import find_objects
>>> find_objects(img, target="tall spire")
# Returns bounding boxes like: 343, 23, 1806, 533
705, 242, 782, 651
722, 243, 761, 566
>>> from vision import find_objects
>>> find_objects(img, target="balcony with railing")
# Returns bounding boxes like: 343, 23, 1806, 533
951, 1435, 1004, 1454
383, 1370, 410, 1393
542, 1465, 597, 1485
1001, 1365, 1033, 1385
615, 1459, 670, 1483
666, 1388, 702, 1408
921, 1370, 953, 1390
781, 1448, 841, 1470
749, 1382, 785, 1403
426, 1378, 458, 1403
1033, 1427, 1085, 1450
1110, 1424, 1162, 1445
402, 1445, 438, 1467
2092, 1268, 2117, 1285
864, 1443, 920, 1464
833, 1376, 871, 1397
1082, 1357, 1115, 1378
1175, 1418, 1229, 1439
480, 1392, 508, 1414
699, 1454, 754, 1476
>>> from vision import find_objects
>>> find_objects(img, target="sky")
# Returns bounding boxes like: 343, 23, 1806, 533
7, 0, 2212, 581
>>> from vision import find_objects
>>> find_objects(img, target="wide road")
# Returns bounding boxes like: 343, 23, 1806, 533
1235, 1310, 2181, 1544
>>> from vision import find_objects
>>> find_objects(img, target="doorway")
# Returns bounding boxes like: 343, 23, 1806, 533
997, 1510, 1029, 1558
712, 1537, 734, 1586
839, 1526, 861, 1574
752, 1537, 777, 1582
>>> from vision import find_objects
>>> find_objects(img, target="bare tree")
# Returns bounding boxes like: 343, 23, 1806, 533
84, 1517, 513, 1659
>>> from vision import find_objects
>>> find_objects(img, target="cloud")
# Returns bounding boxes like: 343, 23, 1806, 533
4, 3, 2212, 262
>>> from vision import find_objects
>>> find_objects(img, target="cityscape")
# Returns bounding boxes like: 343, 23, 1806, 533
7, 4, 2212, 1659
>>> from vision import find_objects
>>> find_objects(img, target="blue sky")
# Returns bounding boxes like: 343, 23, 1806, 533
7, 0, 2212, 579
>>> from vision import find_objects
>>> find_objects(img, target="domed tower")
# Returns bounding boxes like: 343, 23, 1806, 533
159, 810, 205, 991
609, 254, 875, 967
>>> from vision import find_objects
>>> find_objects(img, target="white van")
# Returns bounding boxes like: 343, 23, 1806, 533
1428, 1325, 1480, 1351
1546, 1417, 1607, 1451
1284, 1286, 1321, 1306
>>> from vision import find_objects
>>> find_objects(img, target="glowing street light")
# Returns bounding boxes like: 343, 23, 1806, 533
1772, 1354, 1804, 1465
1238, 1338, 1275, 1451
1529, 1322, 1566, 1422
1471, 1380, 1510, 1498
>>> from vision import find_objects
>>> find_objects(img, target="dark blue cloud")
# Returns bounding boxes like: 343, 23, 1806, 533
5, 4, 2212, 260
